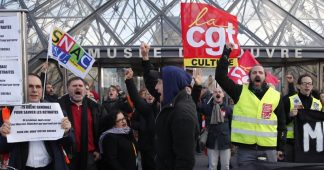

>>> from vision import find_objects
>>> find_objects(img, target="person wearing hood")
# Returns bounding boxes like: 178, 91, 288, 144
215, 44, 286, 166
140, 43, 200, 170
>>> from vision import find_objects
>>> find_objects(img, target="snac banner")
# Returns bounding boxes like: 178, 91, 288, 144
47, 27, 95, 78
181, 3, 240, 68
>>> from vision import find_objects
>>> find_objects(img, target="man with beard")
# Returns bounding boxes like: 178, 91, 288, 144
215, 44, 286, 166
283, 74, 322, 162
58, 77, 104, 170
198, 87, 232, 170
44, 83, 59, 102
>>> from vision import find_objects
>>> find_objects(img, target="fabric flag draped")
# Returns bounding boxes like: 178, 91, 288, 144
47, 27, 95, 79
181, 3, 240, 68
294, 109, 324, 163
227, 50, 279, 86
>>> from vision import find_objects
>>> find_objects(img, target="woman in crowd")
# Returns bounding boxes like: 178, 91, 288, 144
99, 110, 137, 170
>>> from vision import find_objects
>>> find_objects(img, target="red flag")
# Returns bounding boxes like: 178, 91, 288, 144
266, 72, 280, 86
181, 3, 240, 67
228, 51, 258, 84
228, 50, 280, 86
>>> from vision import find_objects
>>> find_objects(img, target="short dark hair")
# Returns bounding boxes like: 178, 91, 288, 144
101, 110, 126, 131
108, 85, 119, 92
67, 77, 85, 87
297, 74, 312, 85
28, 73, 42, 81
248, 64, 266, 78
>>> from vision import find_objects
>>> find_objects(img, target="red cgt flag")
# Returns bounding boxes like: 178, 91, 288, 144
228, 50, 258, 84
181, 3, 240, 67
228, 50, 279, 86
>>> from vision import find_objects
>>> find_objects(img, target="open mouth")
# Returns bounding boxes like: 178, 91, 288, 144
216, 95, 220, 99
255, 76, 261, 82
75, 91, 81, 95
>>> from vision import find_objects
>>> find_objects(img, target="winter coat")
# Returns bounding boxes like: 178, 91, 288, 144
155, 89, 199, 170
199, 102, 232, 150
100, 132, 137, 170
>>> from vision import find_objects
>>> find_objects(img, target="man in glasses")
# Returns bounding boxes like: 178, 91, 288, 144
0, 74, 71, 170
284, 74, 322, 161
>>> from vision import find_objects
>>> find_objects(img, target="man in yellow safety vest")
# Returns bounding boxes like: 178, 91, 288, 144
215, 44, 286, 167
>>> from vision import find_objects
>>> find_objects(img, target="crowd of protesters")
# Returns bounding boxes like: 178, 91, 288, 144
0, 43, 324, 170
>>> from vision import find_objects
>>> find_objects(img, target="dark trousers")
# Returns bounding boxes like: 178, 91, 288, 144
69, 153, 97, 170
284, 140, 295, 162
141, 150, 156, 170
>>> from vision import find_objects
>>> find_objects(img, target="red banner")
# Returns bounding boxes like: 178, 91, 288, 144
228, 50, 279, 86
181, 3, 240, 67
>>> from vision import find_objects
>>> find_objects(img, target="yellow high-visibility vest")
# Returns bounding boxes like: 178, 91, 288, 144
287, 94, 322, 139
231, 85, 280, 147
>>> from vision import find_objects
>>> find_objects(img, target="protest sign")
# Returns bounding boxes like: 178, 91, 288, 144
7, 103, 65, 143
47, 27, 95, 78
181, 3, 240, 67
294, 109, 324, 163
0, 14, 23, 105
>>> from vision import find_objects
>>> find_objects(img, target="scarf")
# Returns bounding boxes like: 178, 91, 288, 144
80, 99, 88, 170
98, 127, 131, 154
210, 103, 224, 124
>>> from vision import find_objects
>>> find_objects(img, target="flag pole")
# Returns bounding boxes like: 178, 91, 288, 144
42, 56, 49, 101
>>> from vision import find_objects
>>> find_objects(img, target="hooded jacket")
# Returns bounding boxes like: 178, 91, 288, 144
161, 66, 192, 105
155, 66, 199, 170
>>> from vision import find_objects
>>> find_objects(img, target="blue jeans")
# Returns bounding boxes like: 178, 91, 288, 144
207, 148, 230, 170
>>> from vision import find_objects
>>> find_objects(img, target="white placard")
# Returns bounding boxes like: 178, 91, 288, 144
7, 103, 65, 143
0, 13, 23, 105
0, 15, 21, 60
0, 60, 23, 104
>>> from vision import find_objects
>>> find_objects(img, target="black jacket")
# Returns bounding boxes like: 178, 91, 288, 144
0, 138, 71, 170
215, 49, 286, 151
284, 92, 317, 125
125, 78, 157, 151
101, 133, 137, 170
58, 94, 106, 170
141, 60, 200, 169
102, 96, 133, 116
199, 101, 232, 150
155, 90, 199, 170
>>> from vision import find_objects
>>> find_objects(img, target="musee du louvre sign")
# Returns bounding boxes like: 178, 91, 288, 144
83, 46, 324, 59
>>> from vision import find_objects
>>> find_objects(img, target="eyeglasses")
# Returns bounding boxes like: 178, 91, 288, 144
116, 117, 126, 123
301, 82, 312, 86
